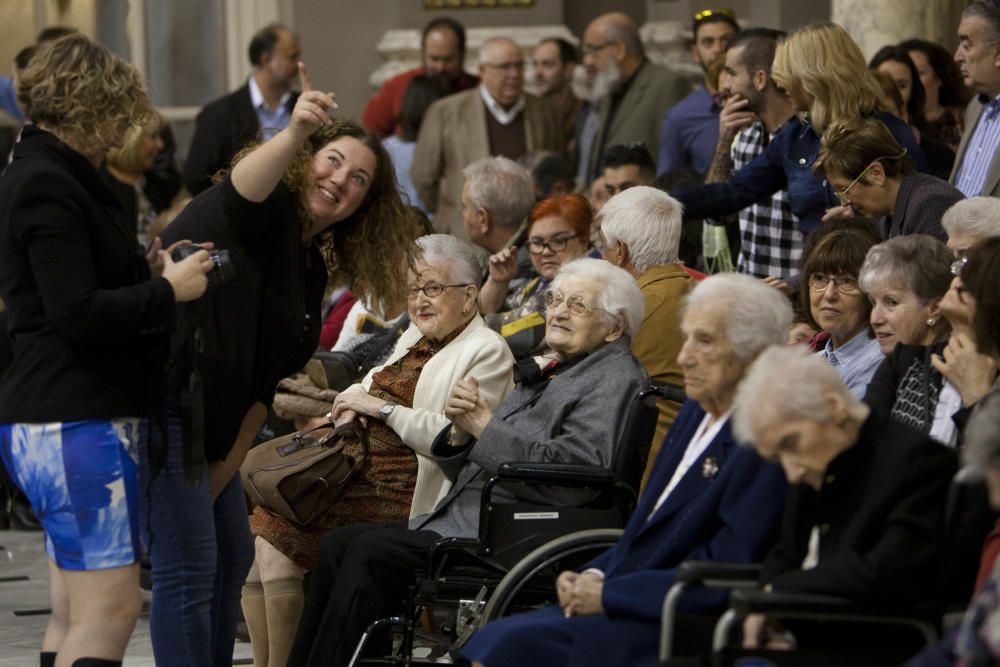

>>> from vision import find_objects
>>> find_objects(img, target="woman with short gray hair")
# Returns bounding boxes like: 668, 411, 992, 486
941, 196, 1000, 257
862, 234, 996, 445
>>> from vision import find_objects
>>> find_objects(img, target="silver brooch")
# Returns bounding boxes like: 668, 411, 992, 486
702, 457, 719, 479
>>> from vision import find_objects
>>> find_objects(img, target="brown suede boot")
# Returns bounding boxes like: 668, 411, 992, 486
262, 577, 305, 667
241, 581, 269, 667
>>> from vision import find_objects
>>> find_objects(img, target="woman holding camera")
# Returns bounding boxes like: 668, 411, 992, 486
151, 63, 421, 665
0, 35, 212, 666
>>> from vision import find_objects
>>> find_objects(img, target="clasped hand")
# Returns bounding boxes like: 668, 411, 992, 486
444, 376, 493, 439
556, 570, 604, 617
331, 391, 386, 427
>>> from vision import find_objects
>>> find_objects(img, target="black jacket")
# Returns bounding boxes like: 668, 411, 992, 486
0, 126, 175, 422
161, 177, 326, 462
761, 407, 957, 608
182, 84, 299, 196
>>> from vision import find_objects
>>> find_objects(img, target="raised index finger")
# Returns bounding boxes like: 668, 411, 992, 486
298, 61, 312, 93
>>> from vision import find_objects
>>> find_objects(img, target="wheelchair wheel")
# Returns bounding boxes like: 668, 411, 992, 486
478, 528, 623, 625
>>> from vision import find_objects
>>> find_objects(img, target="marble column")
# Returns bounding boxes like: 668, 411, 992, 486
832, 0, 965, 59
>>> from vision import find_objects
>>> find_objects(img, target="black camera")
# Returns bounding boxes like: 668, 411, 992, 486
171, 245, 235, 286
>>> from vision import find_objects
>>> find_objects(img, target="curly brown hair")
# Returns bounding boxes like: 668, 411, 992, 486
17, 33, 153, 157
236, 119, 421, 305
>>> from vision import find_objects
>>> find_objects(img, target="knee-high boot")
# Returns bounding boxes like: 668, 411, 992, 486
262, 577, 305, 667
241, 582, 269, 667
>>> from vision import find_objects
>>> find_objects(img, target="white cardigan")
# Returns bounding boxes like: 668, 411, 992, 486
343, 314, 514, 517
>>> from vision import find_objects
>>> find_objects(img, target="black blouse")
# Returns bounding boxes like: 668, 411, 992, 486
0, 126, 175, 423
161, 176, 327, 462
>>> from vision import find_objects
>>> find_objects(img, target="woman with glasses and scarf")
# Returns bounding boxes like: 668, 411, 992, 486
479, 193, 593, 359
815, 116, 964, 240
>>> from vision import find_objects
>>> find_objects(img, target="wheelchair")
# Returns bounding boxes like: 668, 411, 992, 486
655, 474, 994, 667
348, 382, 686, 666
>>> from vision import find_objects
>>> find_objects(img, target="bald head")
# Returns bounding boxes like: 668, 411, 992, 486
587, 12, 644, 59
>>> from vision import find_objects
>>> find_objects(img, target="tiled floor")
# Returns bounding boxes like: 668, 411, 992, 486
0, 530, 254, 666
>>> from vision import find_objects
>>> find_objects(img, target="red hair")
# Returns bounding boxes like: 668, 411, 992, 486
528, 193, 592, 241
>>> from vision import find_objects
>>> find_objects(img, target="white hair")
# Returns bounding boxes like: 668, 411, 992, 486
462, 156, 535, 230
732, 345, 856, 445
479, 36, 520, 62
414, 234, 482, 286
551, 257, 645, 338
684, 273, 793, 362
941, 197, 1000, 243
598, 186, 682, 272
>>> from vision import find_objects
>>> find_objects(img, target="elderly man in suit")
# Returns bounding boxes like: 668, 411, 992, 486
183, 24, 300, 195
412, 37, 562, 240
460, 274, 790, 667
286, 259, 647, 667
950, 1, 1000, 198
575, 12, 689, 185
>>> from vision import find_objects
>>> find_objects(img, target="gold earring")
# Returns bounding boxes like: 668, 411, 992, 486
926, 318, 936, 326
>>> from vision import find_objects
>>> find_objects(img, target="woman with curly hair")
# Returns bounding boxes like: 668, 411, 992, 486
0, 34, 212, 666
151, 64, 422, 666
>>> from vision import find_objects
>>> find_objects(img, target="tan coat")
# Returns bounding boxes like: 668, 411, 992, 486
949, 97, 1000, 197
411, 88, 562, 239
630, 263, 693, 491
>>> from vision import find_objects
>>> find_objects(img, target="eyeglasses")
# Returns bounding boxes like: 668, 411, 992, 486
544, 289, 604, 316
526, 234, 578, 255
482, 60, 525, 72
581, 42, 615, 56
808, 273, 861, 294
693, 8, 735, 22
833, 149, 908, 206
951, 256, 967, 277
406, 282, 471, 300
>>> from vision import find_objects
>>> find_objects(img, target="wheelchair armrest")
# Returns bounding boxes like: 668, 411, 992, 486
712, 589, 942, 652
495, 462, 616, 487
676, 561, 763, 587
642, 382, 686, 405
728, 588, 865, 616
659, 562, 762, 660
427, 537, 483, 577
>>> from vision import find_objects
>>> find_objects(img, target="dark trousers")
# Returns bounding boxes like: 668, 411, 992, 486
287, 521, 442, 667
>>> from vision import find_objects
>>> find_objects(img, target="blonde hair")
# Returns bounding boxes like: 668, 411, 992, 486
18, 33, 153, 156
106, 110, 167, 174
771, 23, 888, 133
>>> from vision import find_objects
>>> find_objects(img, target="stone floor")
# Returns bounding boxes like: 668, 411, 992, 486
0, 530, 254, 666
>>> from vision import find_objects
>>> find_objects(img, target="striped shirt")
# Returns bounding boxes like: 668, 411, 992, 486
954, 94, 1000, 197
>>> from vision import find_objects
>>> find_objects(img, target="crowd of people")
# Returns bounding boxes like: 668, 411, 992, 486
0, 3, 999, 667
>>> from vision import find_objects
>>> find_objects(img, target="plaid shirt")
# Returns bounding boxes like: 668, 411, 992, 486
725, 122, 803, 279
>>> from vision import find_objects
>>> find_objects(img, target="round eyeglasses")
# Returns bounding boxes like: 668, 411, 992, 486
544, 289, 603, 316
406, 282, 470, 300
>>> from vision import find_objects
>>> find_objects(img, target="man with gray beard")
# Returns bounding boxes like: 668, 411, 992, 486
574, 12, 688, 186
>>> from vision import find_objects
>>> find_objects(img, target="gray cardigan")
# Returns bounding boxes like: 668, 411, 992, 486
412, 336, 648, 538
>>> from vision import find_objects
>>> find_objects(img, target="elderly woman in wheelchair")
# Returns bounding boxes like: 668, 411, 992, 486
461, 273, 793, 667
285, 257, 650, 667
724, 346, 957, 664
241, 234, 515, 667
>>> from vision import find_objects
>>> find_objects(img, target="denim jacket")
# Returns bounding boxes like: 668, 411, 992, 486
673, 111, 928, 236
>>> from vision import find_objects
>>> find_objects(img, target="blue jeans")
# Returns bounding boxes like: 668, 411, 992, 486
139, 414, 254, 667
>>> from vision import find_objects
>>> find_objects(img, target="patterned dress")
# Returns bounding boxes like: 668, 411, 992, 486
250, 324, 466, 569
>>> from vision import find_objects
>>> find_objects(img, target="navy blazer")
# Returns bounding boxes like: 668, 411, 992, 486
586, 400, 787, 622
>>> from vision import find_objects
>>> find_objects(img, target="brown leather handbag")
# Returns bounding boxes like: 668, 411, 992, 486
240, 421, 368, 526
